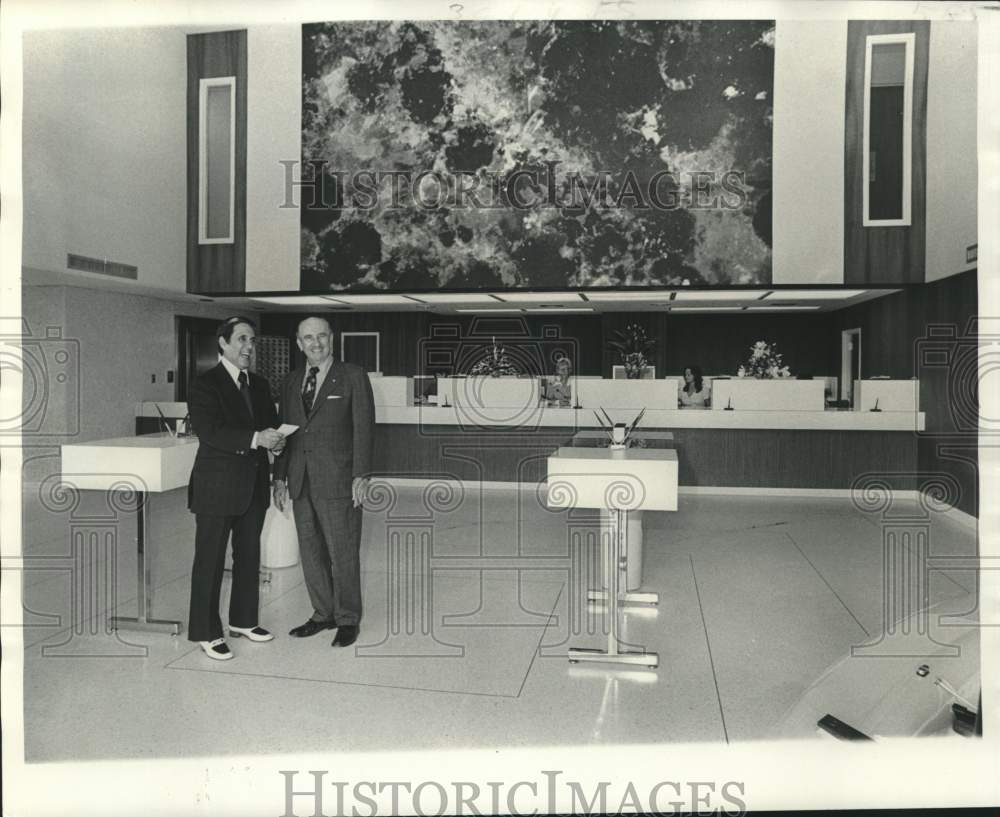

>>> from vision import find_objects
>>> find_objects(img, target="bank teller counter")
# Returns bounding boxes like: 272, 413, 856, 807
134, 373, 925, 493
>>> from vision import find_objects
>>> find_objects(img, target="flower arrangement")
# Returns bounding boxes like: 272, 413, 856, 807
606, 322, 657, 379
736, 340, 792, 379
469, 336, 520, 377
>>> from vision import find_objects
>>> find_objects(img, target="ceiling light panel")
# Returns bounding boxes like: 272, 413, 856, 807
669, 306, 744, 312
583, 291, 673, 302
324, 294, 422, 305
491, 293, 586, 303
763, 290, 868, 300
672, 290, 768, 301
412, 293, 502, 303
745, 306, 822, 311
251, 296, 344, 306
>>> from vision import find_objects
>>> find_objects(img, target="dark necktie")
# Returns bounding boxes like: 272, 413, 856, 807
237, 371, 254, 419
302, 366, 320, 414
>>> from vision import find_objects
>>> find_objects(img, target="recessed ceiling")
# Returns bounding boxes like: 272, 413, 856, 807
244, 288, 900, 314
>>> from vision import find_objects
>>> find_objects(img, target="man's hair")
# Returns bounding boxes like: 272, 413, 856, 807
216, 316, 257, 352
296, 315, 333, 336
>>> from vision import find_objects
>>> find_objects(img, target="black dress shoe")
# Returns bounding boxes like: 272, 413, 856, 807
288, 618, 337, 638
331, 624, 359, 647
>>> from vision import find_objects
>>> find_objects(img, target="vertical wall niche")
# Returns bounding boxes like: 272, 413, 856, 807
844, 20, 928, 283
187, 30, 247, 293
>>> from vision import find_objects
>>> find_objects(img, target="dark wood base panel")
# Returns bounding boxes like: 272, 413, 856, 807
372, 425, 918, 490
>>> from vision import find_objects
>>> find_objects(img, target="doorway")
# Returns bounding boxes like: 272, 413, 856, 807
840, 328, 862, 406
176, 316, 223, 401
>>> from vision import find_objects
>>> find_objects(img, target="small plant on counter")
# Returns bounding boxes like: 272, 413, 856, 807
606, 323, 656, 379
737, 340, 792, 379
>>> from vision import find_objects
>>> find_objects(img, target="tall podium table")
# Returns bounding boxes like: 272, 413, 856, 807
568, 431, 674, 590
546, 444, 678, 669
60, 433, 198, 635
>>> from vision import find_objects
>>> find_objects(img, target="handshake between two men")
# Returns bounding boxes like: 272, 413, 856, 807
186, 315, 375, 661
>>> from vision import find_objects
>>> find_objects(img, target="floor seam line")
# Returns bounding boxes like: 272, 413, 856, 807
782, 530, 871, 639
689, 554, 729, 745
162, 663, 519, 698
515, 582, 565, 699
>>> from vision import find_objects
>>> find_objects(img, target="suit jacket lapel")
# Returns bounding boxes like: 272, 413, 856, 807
307, 361, 339, 421
285, 366, 307, 426
214, 362, 254, 425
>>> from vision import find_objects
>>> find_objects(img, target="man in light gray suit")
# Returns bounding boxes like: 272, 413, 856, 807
273, 316, 375, 647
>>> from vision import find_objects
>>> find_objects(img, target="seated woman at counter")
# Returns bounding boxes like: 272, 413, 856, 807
543, 357, 574, 407
679, 365, 711, 409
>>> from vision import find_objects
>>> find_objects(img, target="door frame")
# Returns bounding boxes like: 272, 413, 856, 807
176, 315, 223, 401
840, 327, 862, 402
341, 331, 381, 373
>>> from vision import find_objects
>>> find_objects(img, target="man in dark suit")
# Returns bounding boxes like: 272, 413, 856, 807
187, 316, 285, 660
273, 315, 375, 648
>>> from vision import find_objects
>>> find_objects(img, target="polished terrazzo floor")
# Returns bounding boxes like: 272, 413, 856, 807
15, 484, 979, 761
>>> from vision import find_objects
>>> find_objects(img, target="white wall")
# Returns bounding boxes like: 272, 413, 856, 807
22, 28, 188, 292
20, 21, 979, 294
771, 20, 847, 285
925, 21, 978, 283
246, 25, 301, 293
20, 285, 258, 483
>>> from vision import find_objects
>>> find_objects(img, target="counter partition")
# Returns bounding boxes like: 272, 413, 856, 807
134, 374, 925, 492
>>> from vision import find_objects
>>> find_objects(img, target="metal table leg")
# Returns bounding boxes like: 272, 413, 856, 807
569, 508, 658, 669
110, 490, 182, 635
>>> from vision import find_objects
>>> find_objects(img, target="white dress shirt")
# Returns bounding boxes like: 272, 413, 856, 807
219, 356, 260, 448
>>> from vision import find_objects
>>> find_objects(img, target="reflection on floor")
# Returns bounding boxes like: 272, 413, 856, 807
16, 483, 980, 761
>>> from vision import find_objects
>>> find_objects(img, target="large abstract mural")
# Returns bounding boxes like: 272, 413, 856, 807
300, 21, 774, 291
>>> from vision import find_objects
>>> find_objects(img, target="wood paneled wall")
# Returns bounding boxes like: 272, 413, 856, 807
262, 310, 838, 379
186, 30, 247, 293
844, 20, 929, 283
834, 269, 978, 515
372, 424, 917, 489
602, 312, 839, 378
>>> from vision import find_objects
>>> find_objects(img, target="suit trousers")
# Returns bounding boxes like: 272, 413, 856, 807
293, 471, 364, 625
187, 472, 267, 642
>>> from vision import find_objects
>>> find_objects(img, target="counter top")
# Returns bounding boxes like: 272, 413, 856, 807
375, 405, 925, 431
68, 432, 199, 449
61, 432, 199, 492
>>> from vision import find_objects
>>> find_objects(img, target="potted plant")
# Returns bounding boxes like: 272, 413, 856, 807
469, 336, 520, 377
736, 340, 792, 379
606, 323, 656, 379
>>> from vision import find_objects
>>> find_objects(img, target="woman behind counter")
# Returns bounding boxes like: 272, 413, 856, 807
544, 357, 574, 407
679, 365, 711, 409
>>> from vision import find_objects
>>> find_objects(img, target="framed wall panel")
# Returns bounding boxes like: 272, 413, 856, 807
844, 21, 928, 283
187, 30, 247, 293
198, 76, 236, 244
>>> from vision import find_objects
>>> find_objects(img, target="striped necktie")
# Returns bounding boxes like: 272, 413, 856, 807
302, 366, 320, 414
